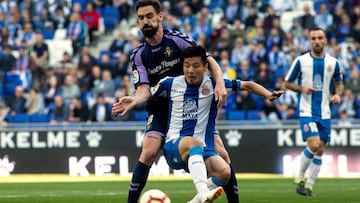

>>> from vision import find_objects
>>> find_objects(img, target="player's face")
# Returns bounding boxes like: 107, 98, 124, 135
183, 57, 207, 85
309, 30, 327, 55
137, 6, 162, 38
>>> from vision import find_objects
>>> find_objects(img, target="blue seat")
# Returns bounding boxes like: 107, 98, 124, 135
246, 110, 261, 120
29, 113, 49, 122
42, 29, 55, 40
103, 6, 121, 32
133, 111, 148, 121
227, 110, 245, 120
11, 113, 29, 123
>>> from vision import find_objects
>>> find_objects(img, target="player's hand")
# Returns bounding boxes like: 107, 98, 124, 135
301, 86, 315, 95
330, 94, 341, 104
214, 84, 227, 109
268, 90, 284, 101
112, 96, 137, 116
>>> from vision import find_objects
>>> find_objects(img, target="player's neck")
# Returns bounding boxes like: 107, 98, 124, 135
311, 50, 325, 58
146, 26, 164, 45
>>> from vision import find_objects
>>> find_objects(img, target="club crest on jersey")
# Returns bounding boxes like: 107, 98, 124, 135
164, 46, 173, 57
303, 124, 309, 133
133, 70, 139, 83
201, 85, 210, 96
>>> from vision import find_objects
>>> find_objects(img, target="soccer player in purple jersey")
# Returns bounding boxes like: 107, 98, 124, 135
110, 1, 237, 203
284, 27, 344, 196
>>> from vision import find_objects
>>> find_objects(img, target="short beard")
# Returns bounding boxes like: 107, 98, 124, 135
141, 24, 159, 38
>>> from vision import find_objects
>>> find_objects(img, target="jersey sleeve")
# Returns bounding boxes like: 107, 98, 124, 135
150, 77, 173, 99
129, 43, 149, 88
285, 57, 301, 82
333, 60, 343, 82
165, 30, 197, 50
224, 78, 241, 92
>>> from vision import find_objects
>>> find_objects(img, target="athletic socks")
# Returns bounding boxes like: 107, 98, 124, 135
306, 155, 322, 190
223, 163, 239, 203
188, 146, 208, 193
297, 147, 314, 180
127, 161, 151, 203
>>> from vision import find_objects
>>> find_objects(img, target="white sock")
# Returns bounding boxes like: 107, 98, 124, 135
297, 147, 314, 180
207, 177, 217, 189
305, 155, 322, 190
188, 148, 208, 193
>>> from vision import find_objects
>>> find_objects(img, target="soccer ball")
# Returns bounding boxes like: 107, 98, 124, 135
140, 189, 171, 203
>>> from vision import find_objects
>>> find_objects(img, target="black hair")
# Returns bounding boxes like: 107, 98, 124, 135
135, 0, 161, 14
182, 45, 207, 65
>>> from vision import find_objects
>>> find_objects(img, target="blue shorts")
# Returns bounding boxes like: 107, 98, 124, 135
299, 117, 331, 143
162, 136, 218, 170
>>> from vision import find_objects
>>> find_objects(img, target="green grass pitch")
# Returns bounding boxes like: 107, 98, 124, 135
0, 175, 359, 203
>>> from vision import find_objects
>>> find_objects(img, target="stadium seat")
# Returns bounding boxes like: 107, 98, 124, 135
29, 113, 50, 123
11, 113, 29, 123
42, 29, 55, 40
54, 28, 67, 40
133, 111, 148, 121
246, 110, 261, 120
227, 110, 245, 120
103, 6, 121, 32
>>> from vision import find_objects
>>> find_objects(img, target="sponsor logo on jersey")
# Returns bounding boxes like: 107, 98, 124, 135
164, 46, 173, 57
133, 70, 139, 83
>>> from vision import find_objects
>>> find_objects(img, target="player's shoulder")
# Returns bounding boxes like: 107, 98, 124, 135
129, 42, 146, 60
164, 29, 196, 44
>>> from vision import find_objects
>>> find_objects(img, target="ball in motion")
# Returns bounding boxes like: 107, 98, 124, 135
140, 189, 171, 203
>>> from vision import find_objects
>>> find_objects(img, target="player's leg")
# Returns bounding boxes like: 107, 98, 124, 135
214, 134, 239, 203
127, 112, 167, 203
127, 132, 163, 203
303, 119, 330, 196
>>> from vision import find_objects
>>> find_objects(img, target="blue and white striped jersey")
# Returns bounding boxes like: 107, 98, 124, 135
285, 52, 343, 119
151, 75, 241, 150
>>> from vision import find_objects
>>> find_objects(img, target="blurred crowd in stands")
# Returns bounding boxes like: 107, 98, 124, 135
0, 0, 360, 127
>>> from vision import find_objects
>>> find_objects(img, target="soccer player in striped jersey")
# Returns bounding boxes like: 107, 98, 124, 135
149, 45, 282, 203
284, 27, 344, 196
111, 1, 235, 202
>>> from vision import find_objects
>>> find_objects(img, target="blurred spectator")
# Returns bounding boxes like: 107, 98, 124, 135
263, 5, 279, 32
31, 32, 48, 90
265, 27, 282, 52
87, 65, 102, 93
210, 17, 229, 43
52, 5, 70, 30
35, 6, 55, 30
49, 0, 71, 17
0, 100, 9, 128
114, 53, 130, 79
244, 6, 258, 30
314, 3, 333, 36
254, 61, 274, 89
115, 73, 133, 99
98, 52, 116, 76
109, 31, 130, 57
337, 88, 357, 119
231, 37, 250, 66
224, 0, 241, 24
25, 88, 44, 115
54, 52, 75, 82
298, 3, 315, 30
334, 14, 353, 43
345, 68, 360, 96
67, 12, 87, 55
113, 0, 132, 21
16, 46, 32, 91
68, 97, 89, 122
220, 57, 236, 80
268, 44, 287, 77
235, 91, 256, 111
6, 14, 21, 48
229, 18, 246, 39
236, 59, 254, 81
193, 15, 212, 39
210, 29, 232, 60
89, 93, 112, 122
5, 86, 27, 116
0, 45, 16, 73
19, 0, 37, 16
179, 4, 196, 29
0, 27, 11, 49
274, 78, 297, 120
92, 69, 115, 98
44, 75, 62, 107
249, 41, 267, 69
61, 74, 80, 104
93, 0, 112, 8
81, 2, 100, 44
50, 95, 69, 123
17, 22, 36, 47
259, 99, 281, 124
298, 28, 311, 54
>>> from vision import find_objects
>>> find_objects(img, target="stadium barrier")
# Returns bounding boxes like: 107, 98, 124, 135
0, 121, 359, 178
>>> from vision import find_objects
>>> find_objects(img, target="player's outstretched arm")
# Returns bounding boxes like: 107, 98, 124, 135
240, 81, 283, 101
112, 84, 151, 116
207, 56, 227, 109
